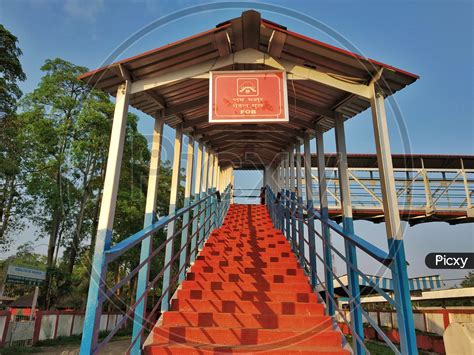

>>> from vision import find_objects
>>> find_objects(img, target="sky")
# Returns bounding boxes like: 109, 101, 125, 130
1, 0, 473, 287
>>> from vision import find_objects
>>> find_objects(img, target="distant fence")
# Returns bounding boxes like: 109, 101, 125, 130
336, 307, 474, 335
0, 310, 126, 347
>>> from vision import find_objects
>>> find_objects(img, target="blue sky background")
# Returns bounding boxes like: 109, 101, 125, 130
1, 0, 473, 286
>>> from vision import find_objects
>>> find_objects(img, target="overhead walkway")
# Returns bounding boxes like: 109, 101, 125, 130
238, 154, 474, 225
78, 9, 434, 355
144, 204, 346, 354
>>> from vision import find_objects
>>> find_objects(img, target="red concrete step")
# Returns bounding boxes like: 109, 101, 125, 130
192, 259, 300, 269
195, 254, 299, 267
171, 298, 324, 315
181, 280, 312, 293
205, 240, 288, 248
203, 242, 292, 251
189, 264, 306, 276
144, 204, 345, 354
151, 325, 342, 347
186, 271, 309, 284
176, 288, 318, 303
162, 311, 331, 330
145, 343, 349, 355
198, 250, 296, 260
207, 235, 285, 243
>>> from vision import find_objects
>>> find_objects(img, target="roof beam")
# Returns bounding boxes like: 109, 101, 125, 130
214, 30, 232, 57
130, 48, 372, 99
162, 97, 208, 118
144, 91, 166, 108
268, 30, 287, 58
182, 115, 208, 130
291, 96, 338, 119
192, 124, 302, 137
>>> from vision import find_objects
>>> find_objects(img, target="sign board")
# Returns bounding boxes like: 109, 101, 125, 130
209, 70, 289, 123
6, 265, 46, 286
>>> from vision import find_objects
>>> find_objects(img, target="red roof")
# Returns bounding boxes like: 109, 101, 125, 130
80, 10, 419, 169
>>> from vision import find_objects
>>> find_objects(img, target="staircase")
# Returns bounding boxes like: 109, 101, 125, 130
144, 204, 348, 354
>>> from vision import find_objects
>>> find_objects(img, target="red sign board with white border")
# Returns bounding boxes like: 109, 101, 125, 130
209, 70, 289, 123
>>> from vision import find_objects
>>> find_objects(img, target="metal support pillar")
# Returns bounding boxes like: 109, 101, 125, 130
211, 155, 219, 227
461, 158, 474, 217
295, 143, 304, 264
178, 136, 194, 282
316, 128, 335, 316
206, 152, 215, 236
161, 126, 183, 312
190, 142, 203, 263
289, 148, 297, 245
199, 147, 210, 247
131, 115, 163, 353
335, 117, 364, 353
303, 134, 317, 287
420, 158, 434, 215
370, 88, 417, 354
289, 146, 296, 191
81, 81, 130, 354
230, 167, 235, 204
277, 160, 283, 191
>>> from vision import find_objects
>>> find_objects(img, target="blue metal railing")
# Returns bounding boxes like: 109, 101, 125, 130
266, 186, 418, 355
80, 185, 231, 354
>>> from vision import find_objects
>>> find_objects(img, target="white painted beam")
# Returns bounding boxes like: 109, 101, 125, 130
131, 48, 371, 99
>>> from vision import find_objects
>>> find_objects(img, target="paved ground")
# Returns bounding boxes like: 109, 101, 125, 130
35, 339, 129, 354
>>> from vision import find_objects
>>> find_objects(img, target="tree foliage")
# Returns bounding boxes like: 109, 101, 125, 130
1, 24, 183, 312
460, 272, 474, 288
0, 25, 27, 250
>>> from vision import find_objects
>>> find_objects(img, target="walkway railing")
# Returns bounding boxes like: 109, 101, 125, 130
266, 186, 417, 355
81, 185, 231, 354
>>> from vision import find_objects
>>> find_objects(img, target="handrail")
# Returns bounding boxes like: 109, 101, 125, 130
105, 193, 214, 262
265, 186, 413, 355
82, 184, 231, 355
273, 188, 392, 264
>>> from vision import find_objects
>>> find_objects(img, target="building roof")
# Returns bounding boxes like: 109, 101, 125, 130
80, 10, 419, 168
9, 293, 35, 308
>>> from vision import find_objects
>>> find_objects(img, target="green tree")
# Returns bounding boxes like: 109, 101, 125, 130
21, 58, 91, 276
460, 272, 474, 288
0, 24, 27, 250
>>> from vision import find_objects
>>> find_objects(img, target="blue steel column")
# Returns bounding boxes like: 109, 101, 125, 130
335, 116, 364, 354
303, 134, 317, 287
131, 116, 164, 354
190, 142, 203, 263
316, 128, 335, 316
370, 88, 417, 354
178, 136, 195, 282
161, 126, 183, 312
81, 81, 130, 354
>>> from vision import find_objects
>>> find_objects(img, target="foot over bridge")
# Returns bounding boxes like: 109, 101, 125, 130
244, 153, 472, 225
78, 10, 440, 355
